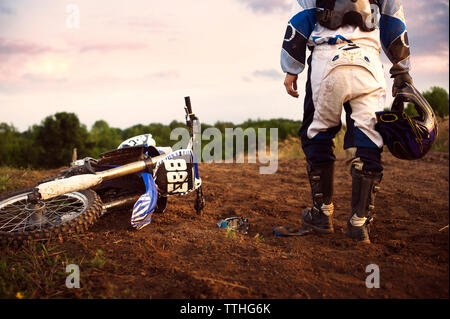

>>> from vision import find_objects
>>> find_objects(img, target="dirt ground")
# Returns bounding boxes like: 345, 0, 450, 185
1, 151, 449, 299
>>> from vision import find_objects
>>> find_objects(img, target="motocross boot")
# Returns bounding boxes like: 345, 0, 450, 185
301, 161, 335, 234
345, 165, 382, 244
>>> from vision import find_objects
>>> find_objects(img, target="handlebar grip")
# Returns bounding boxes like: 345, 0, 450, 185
184, 96, 192, 114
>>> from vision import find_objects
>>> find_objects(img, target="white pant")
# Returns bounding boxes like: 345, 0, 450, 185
307, 44, 386, 148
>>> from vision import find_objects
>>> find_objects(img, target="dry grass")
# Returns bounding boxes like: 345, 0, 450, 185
434, 116, 449, 152
0, 241, 72, 298
0, 167, 63, 194
278, 129, 346, 160
278, 117, 449, 159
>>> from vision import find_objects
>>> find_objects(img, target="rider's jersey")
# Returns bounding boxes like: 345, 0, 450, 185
281, 0, 410, 77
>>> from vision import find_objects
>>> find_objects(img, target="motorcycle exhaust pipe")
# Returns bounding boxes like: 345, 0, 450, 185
102, 195, 141, 211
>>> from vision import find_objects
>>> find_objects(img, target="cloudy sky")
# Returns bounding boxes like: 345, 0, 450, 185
0, 0, 448, 132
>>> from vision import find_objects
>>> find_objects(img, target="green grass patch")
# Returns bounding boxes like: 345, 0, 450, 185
0, 241, 89, 299
0, 167, 62, 194
90, 249, 107, 268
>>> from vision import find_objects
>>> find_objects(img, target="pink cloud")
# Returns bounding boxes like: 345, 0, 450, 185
0, 38, 72, 82
0, 37, 58, 55
78, 42, 148, 53
238, 0, 290, 13
147, 70, 180, 79
411, 52, 449, 73
126, 17, 168, 32
404, 0, 449, 54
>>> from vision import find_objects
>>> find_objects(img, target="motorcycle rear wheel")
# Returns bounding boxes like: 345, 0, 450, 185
0, 188, 103, 245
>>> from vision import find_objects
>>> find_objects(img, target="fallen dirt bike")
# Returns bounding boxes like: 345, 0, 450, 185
0, 97, 205, 245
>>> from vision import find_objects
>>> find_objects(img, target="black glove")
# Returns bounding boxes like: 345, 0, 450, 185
392, 73, 413, 97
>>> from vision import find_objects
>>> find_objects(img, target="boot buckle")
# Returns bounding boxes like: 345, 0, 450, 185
314, 193, 324, 200
365, 216, 374, 225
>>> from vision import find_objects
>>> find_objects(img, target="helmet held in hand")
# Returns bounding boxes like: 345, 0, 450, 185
375, 83, 438, 160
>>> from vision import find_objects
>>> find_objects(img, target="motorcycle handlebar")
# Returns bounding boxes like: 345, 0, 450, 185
185, 96, 193, 115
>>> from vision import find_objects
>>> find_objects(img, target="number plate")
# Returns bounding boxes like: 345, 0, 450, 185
154, 152, 195, 196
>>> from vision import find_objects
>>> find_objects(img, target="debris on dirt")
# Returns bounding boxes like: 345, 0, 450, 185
217, 217, 249, 234
273, 225, 313, 237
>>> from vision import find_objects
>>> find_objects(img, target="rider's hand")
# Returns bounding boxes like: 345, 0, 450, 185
284, 73, 299, 98
392, 72, 413, 97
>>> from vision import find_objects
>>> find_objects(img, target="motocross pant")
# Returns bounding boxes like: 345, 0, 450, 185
299, 43, 386, 172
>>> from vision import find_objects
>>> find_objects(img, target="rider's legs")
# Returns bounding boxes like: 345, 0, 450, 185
299, 44, 386, 239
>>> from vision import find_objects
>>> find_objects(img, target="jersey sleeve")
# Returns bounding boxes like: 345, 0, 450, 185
377, 0, 411, 76
280, 0, 317, 75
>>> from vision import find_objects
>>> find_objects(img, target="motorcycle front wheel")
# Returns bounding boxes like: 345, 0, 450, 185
0, 188, 103, 245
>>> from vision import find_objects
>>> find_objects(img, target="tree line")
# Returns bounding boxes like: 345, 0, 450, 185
1, 86, 448, 169
0, 114, 301, 169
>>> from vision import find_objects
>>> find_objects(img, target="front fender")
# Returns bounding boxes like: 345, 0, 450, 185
130, 172, 158, 230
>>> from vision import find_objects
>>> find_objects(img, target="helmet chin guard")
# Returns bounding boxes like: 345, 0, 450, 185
375, 83, 439, 160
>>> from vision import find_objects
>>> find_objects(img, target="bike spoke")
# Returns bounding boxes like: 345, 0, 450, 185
0, 192, 88, 233
0, 210, 32, 231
